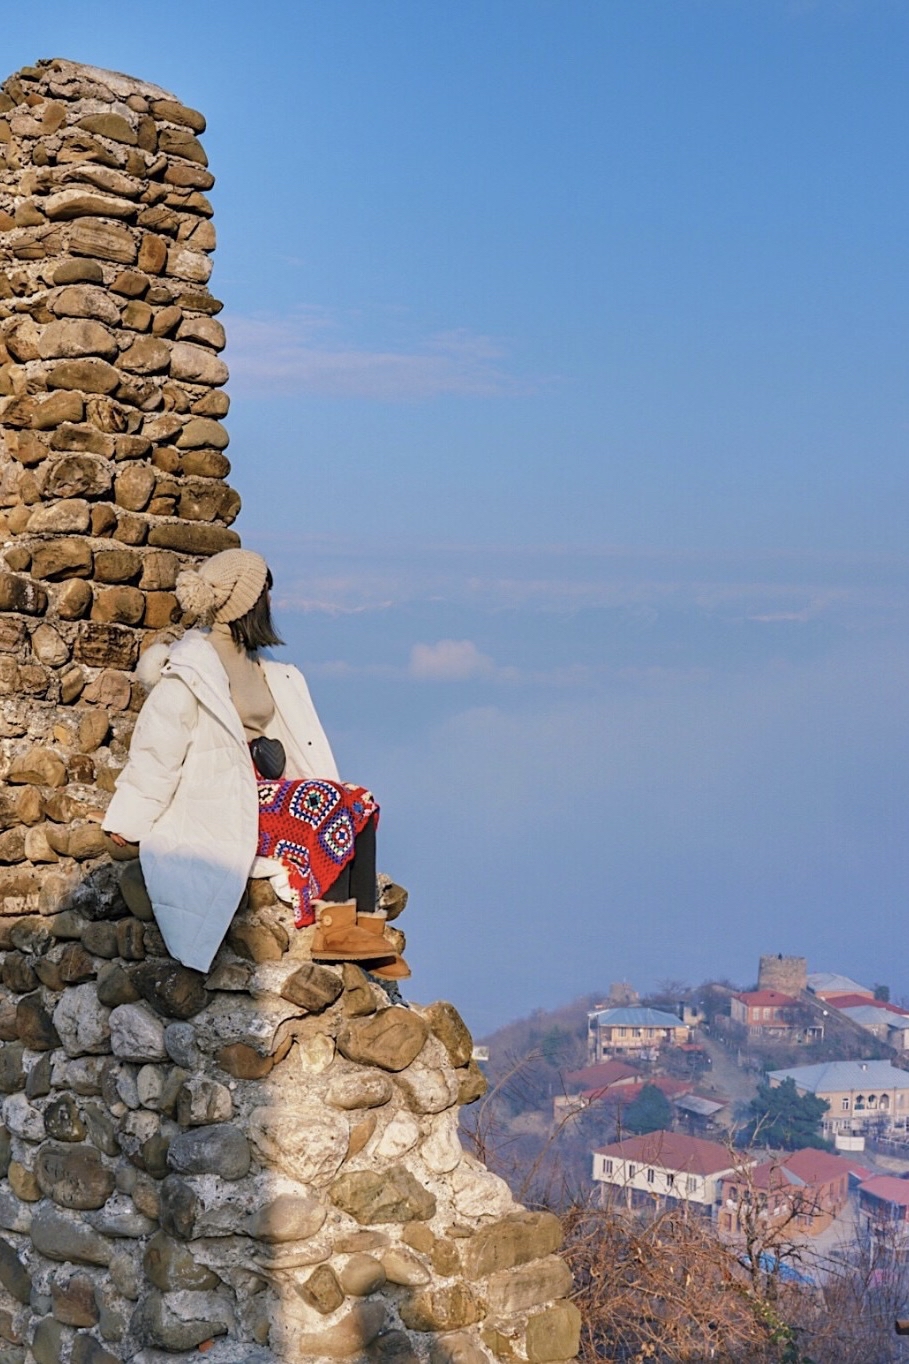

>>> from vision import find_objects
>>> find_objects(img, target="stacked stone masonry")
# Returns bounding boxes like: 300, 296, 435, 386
0, 59, 580, 1364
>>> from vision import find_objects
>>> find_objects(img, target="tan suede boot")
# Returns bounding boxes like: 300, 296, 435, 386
311, 901, 397, 963
358, 913, 412, 979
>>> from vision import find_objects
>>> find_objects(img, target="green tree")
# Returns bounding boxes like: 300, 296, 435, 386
624, 1083, 673, 1135
741, 1077, 831, 1150
874, 984, 890, 1003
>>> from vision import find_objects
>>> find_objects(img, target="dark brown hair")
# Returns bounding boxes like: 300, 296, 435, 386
229, 568, 284, 652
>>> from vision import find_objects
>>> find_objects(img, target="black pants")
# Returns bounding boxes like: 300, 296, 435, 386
322, 814, 377, 915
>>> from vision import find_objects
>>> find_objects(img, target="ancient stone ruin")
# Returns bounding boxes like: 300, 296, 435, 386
0, 58, 581, 1364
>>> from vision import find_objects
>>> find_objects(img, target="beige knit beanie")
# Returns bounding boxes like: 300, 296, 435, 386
175, 549, 269, 624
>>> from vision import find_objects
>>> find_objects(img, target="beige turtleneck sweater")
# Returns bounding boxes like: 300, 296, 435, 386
208, 623, 275, 740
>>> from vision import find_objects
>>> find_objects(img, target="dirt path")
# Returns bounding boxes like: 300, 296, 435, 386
696, 1029, 760, 1123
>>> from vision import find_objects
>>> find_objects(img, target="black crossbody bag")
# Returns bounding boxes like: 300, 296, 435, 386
249, 737, 286, 780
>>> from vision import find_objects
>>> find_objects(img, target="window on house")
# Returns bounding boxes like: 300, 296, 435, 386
762, 1008, 770, 1020
855, 1095, 866, 1110
628, 1165, 636, 1179
604, 1159, 614, 1175
646, 1168, 655, 1184
841, 1097, 849, 1110
686, 1176, 697, 1194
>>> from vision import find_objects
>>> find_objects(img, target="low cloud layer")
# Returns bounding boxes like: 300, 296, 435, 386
223, 309, 532, 400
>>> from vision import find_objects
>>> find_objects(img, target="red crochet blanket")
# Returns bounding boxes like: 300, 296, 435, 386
256, 778, 379, 927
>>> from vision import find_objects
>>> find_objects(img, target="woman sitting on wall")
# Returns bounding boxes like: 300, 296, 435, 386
102, 548, 406, 979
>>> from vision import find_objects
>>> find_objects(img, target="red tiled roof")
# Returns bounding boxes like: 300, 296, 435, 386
742, 1161, 804, 1193
780, 1148, 851, 1184
565, 1060, 639, 1092
859, 1176, 909, 1207
824, 993, 909, 1016
727, 1148, 858, 1193
594, 1130, 743, 1176
733, 990, 799, 1007
588, 1077, 692, 1104
843, 1163, 876, 1183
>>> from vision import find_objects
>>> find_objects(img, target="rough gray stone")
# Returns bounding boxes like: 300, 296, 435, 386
330, 1166, 437, 1225
159, 1177, 198, 1242
326, 1072, 393, 1111
143, 1231, 221, 1291
374, 1112, 420, 1161
169, 341, 228, 386
53, 984, 112, 1057
132, 962, 209, 1019
109, 1002, 167, 1061
422, 1112, 465, 1175
484, 1256, 574, 1314
31, 1319, 66, 1364
166, 1125, 251, 1181
50, 1056, 105, 1096
44, 1095, 86, 1142
395, 1064, 460, 1115
248, 1104, 347, 1185
176, 1075, 232, 1126
0, 1235, 30, 1303
30, 1204, 113, 1265
163, 1022, 199, 1068
339, 1253, 386, 1296
131, 1290, 230, 1351
35, 1141, 116, 1210
298, 1264, 344, 1314
0, 1045, 24, 1095
380, 1247, 432, 1287
246, 1193, 326, 1244
460, 1211, 563, 1279
2, 1093, 44, 1141
524, 1302, 582, 1363
96, 963, 141, 1008
0, 1187, 30, 1234
279, 962, 343, 1011
88, 1195, 158, 1238
71, 1338, 120, 1364
399, 1284, 484, 1333
425, 1001, 474, 1068
337, 1008, 428, 1072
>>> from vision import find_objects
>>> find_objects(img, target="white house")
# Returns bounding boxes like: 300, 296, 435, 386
592, 1130, 747, 1218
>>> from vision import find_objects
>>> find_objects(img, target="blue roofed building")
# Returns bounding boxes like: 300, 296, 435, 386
587, 1005, 691, 1063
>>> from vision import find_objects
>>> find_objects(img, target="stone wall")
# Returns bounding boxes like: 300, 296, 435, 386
0, 60, 581, 1364
757, 956, 807, 997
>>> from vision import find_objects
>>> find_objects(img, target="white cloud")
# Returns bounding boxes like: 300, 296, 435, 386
408, 639, 496, 681
223, 309, 534, 400
250, 531, 906, 624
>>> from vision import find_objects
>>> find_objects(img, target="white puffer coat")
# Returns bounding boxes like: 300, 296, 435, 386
102, 630, 340, 972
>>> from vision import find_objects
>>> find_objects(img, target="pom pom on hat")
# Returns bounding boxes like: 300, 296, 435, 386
176, 549, 269, 624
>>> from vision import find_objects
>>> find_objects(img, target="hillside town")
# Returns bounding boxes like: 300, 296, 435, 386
575, 955, 909, 1273
471, 953, 909, 1287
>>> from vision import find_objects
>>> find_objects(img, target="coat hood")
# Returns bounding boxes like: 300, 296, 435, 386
137, 631, 245, 747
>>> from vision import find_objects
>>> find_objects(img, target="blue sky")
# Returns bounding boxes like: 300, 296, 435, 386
6, 2, 909, 1031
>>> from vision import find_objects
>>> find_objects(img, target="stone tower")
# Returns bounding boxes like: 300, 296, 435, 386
0, 60, 580, 1364
757, 955, 807, 997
